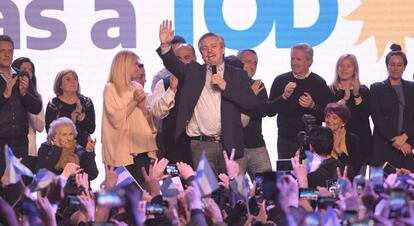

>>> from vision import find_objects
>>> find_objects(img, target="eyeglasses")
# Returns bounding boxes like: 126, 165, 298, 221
138, 63, 144, 68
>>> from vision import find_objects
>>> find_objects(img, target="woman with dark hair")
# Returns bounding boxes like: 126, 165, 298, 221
11, 57, 45, 170
370, 44, 414, 171
45, 69, 95, 148
329, 54, 371, 164
325, 102, 363, 176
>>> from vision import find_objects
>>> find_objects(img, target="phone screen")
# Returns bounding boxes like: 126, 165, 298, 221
255, 172, 277, 202
164, 164, 179, 176
369, 166, 384, 193
96, 191, 125, 207
146, 203, 164, 215
343, 210, 357, 225
276, 159, 293, 171
299, 188, 318, 200
389, 188, 407, 218
353, 175, 366, 192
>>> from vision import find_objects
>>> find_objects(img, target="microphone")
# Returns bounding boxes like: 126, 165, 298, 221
210, 62, 219, 91
211, 63, 217, 75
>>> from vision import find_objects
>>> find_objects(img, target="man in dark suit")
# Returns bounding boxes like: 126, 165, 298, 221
156, 20, 260, 174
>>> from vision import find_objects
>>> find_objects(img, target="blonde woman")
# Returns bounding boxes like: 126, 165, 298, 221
102, 50, 157, 184
329, 54, 371, 164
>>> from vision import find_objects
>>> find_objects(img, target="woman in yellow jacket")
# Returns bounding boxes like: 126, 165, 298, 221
102, 50, 157, 185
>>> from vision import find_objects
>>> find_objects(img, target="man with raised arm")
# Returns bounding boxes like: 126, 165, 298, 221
156, 20, 260, 174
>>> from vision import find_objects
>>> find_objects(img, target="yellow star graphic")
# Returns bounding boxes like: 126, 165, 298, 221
344, 0, 414, 60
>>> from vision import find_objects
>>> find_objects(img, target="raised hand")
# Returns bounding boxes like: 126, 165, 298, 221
18, 75, 29, 96
169, 75, 178, 92
352, 79, 361, 96
291, 155, 308, 187
62, 162, 82, 179
159, 19, 174, 45
104, 165, 118, 191
36, 196, 57, 226
46, 176, 66, 204
211, 74, 227, 91
282, 82, 296, 99
141, 166, 161, 197
176, 162, 195, 181
251, 79, 264, 96
76, 172, 90, 191
218, 173, 230, 190
203, 197, 223, 224
133, 88, 146, 106
78, 191, 96, 222
151, 158, 169, 180
223, 149, 240, 179
3, 76, 17, 98
85, 137, 96, 152
299, 92, 315, 109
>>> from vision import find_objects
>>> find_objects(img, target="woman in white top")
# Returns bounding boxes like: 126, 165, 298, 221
11, 57, 45, 171
102, 50, 157, 185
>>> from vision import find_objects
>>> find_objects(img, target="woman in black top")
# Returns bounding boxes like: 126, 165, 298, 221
329, 54, 372, 164
45, 69, 95, 148
370, 45, 414, 171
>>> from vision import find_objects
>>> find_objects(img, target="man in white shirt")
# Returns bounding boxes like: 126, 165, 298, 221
156, 20, 260, 173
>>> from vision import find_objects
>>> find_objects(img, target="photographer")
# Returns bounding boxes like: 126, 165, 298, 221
293, 126, 346, 188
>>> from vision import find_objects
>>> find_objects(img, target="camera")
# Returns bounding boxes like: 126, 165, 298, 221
296, 114, 317, 161
12, 67, 30, 79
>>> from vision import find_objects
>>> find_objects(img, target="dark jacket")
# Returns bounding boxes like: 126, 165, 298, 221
370, 79, 414, 171
243, 79, 268, 148
337, 132, 363, 177
308, 158, 345, 188
331, 85, 372, 163
36, 142, 98, 181
156, 47, 260, 158
0, 70, 42, 141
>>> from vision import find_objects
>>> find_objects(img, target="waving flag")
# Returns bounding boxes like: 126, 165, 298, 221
1, 145, 34, 186
195, 151, 219, 196
28, 168, 56, 192
101, 166, 143, 191
322, 206, 340, 226
305, 150, 322, 173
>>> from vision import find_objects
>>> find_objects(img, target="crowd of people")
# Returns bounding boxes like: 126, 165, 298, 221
1, 17, 414, 225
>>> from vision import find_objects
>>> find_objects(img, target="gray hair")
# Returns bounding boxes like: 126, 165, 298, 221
291, 43, 314, 61
47, 117, 78, 141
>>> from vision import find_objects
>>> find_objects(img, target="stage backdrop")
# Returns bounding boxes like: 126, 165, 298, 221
2, 0, 413, 190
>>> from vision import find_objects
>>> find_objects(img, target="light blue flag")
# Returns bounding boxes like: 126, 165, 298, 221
322, 206, 340, 226
101, 165, 143, 191
195, 151, 219, 196
114, 166, 136, 190
28, 168, 56, 192
1, 145, 34, 185
305, 150, 322, 173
